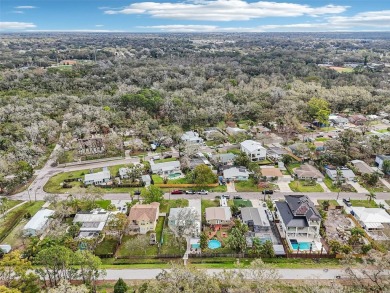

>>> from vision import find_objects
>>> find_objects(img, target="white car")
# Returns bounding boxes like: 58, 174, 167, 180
197, 190, 208, 195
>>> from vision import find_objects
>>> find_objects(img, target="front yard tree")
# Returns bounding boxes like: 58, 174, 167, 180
188, 164, 217, 186
141, 185, 164, 204
0, 250, 33, 288
114, 278, 128, 293
260, 240, 275, 258
307, 97, 330, 125
125, 164, 143, 183
226, 220, 248, 254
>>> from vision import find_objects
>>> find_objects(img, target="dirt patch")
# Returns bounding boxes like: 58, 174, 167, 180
324, 209, 355, 245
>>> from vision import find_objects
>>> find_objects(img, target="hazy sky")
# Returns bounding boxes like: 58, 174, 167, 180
1, 0, 389, 32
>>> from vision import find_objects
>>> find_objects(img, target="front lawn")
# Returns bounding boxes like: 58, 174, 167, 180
201, 199, 220, 215
315, 137, 329, 142
233, 199, 252, 207
95, 200, 111, 209
154, 157, 178, 164
235, 178, 259, 192
350, 200, 378, 208
289, 180, 324, 192
160, 199, 189, 213
317, 200, 340, 207
323, 176, 341, 192
286, 162, 301, 175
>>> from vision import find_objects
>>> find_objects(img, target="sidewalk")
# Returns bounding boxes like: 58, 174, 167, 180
227, 182, 237, 192
0, 201, 28, 218
319, 182, 331, 193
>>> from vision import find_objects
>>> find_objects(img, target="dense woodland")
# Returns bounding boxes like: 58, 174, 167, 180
1, 32, 390, 190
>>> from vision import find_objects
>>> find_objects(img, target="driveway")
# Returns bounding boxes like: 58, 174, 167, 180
379, 178, 390, 190
227, 182, 237, 192
319, 182, 331, 193
348, 181, 369, 194
277, 181, 292, 192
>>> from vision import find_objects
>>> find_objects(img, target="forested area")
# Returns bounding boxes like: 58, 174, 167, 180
1, 32, 390, 191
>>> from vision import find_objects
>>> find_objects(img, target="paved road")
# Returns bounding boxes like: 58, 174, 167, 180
104, 268, 355, 280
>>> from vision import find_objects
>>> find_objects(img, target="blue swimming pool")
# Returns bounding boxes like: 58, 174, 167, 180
192, 243, 200, 249
208, 239, 222, 249
290, 239, 312, 250
168, 172, 181, 179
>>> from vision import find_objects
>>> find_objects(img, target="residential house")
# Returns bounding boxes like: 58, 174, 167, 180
23, 209, 55, 237
0, 245, 11, 254
250, 125, 271, 137
329, 115, 349, 127
168, 207, 201, 237
73, 208, 110, 238
150, 160, 181, 176
241, 207, 271, 233
60, 60, 77, 65
181, 131, 204, 144
275, 195, 321, 239
352, 207, 390, 232
288, 143, 309, 159
325, 166, 356, 181
294, 164, 324, 182
205, 207, 232, 225
78, 138, 105, 155
267, 145, 288, 161
84, 167, 111, 185
313, 141, 325, 152
142, 175, 152, 187
260, 166, 283, 180
203, 127, 224, 141
240, 140, 266, 162
349, 115, 367, 125
211, 153, 236, 166
375, 155, 390, 171
223, 166, 250, 181
226, 127, 247, 136
189, 153, 212, 169
351, 160, 375, 175
128, 202, 160, 234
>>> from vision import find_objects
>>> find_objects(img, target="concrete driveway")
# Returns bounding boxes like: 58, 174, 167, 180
277, 181, 292, 192
227, 182, 237, 192
348, 181, 369, 194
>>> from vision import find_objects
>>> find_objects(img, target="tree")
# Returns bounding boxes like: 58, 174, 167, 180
15, 161, 34, 180
234, 152, 250, 168
361, 244, 372, 254
141, 185, 164, 204
125, 164, 143, 183
226, 219, 248, 254
114, 278, 129, 293
0, 250, 32, 288
106, 213, 128, 242
366, 191, 376, 202
169, 208, 200, 239
74, 250, 106, 292
0, 286, 21, 293
250, 238, 262, 257
243, 259, 280, 292
383, 160, 390, 175
47, 279, 89, 293
199, 232, 208, 250
307, 97, 330, 125
328, 240, 342, 254
260, 240, 275, 258
186, 164, 217, 186
320, 200, 330, 211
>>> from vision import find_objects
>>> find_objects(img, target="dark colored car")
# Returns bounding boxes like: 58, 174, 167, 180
222, 194, 230, 199
171, 190, 185, 194
262, 190, 274, 195
343, 198, 352, 207
185, 190, 196, 194
163, 154, 173, 159
233, 196, 242, 199
134, 190, 141, 196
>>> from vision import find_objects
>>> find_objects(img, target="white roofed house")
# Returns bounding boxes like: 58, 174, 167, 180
73, 208, 110, 238
223, 166, 251, 181
150, 160, 181, 176
325, 166, 356, 181
205, 207, 232, 225
181, 131, 204, 145
240, 140, 266, 162
84, 167, 111, 185
23, 209, 55, 237
226, 127, 247, 136
352, 207, 390, 239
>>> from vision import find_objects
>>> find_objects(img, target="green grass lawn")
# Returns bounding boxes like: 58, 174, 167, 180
201, 199, 220, 215
315, 137, 329, 142
289, 180, 324, 192
235, 178, 259, 192
257, 159, 273, 165
95, 237, 118, 256
286, 162, 301, 175
155, 216, 165, 242
160, 229, 186, 255
154, 157, 178, 164
233, 199, 253, 207
317, 200, 340, 207
152, 174, 164, 184
160, 199, 189, 213
116, 235, 158, 257
2, 200, 23, 211
350, 200, 378, 208
376, 129, 389, 133
95, 200, 111, 209
323, 176, 341, 192
320, 127, 336, 131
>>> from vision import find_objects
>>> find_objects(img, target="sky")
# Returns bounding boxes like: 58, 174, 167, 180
0, 0, 390, 32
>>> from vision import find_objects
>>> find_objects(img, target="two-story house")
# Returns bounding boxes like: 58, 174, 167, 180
128, 202, 160, 234
275, 195, 321, 240
205, 207, 232, 225
240, 140, 266, 162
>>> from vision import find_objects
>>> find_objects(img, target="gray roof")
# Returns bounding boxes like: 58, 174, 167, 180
150, 160, 180, 173
276, 195, 321, 228
240, 140, 265, 153
212, 153, 236, 164
351, 160, 374, 175
23, 209, 54, 231
294, 164, 324, 179
223, 167, 250, 179
377, 155, 390, 161
241, 207, 270, 227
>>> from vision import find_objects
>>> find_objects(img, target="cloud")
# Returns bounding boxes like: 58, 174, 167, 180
26, 29, 124, 32
104, 0, 348, 21
95, 24, 104, 27
15, 6, 36, 9
12, 11, 24, 14
0, 22, 36, 29
328, 10, 390, 28
139, 25, 220, 32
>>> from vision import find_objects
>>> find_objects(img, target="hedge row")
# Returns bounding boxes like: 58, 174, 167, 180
155, 183, 218, 188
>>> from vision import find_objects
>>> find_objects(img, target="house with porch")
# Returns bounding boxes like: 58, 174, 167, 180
128, 202, 160, 234
84, 167, 111, 185
205, 207, 232, 225
240, 140, 266, 162
73, 208, 110, 238
352, 207, 390, 233
223, 166, 250, 181
294, 164, 324, 182
241, 206, 271, 233
325, 166, 356, 181
181, 131, 204, 144
23, 209, 55, 237
150, 160, 181, 176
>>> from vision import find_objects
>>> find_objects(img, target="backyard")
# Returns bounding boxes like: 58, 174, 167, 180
289, 180, 324, 192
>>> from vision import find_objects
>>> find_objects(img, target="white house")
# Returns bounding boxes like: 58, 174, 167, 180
0, 244, 12, 254
23, 209, 55, 237
226, 127, 246, 136
84, 167, 111, 185
181, 131, 204, 144
150, 160, 181, 176
352, 207, 390, 232
223, 167, 250, 181
375, 155, 390, 171
240, 140, 266, 162
142, 175, 152, 186
325, 166, 356, 181
73, 208, 110, 238
205, 207, 232, 225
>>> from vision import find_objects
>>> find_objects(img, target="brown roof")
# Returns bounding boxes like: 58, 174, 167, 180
294, 164, 324, 179
205, 207, 231, 221
128, 202, 160, 223
260, 167, 283, 177
351, 160, 374, 175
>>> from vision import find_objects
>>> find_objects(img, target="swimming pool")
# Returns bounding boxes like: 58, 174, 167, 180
168, 172, 182, 179
290, 239, 312, 250
192, 243, 200, 249
208, 239, 222, 249
259, 237, 272, 244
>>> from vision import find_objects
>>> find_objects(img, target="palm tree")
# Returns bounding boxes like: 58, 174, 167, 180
321, 200, 330, 211
366, 191, 376, 202
335, 168, 343, 200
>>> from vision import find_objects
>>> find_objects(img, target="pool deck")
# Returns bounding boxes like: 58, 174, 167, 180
288, 237, 322, 252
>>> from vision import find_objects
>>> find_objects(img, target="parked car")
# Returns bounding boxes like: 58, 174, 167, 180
171, 190, 185, 194
197, 190, 208, 195
134, 190, 141, 196
222, 194, 230, 199
185, 190, 196, 194
343, 198, 352, 207
233, 196, 242, 199
163, 154, 173, 159
262, 190, 274, 195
